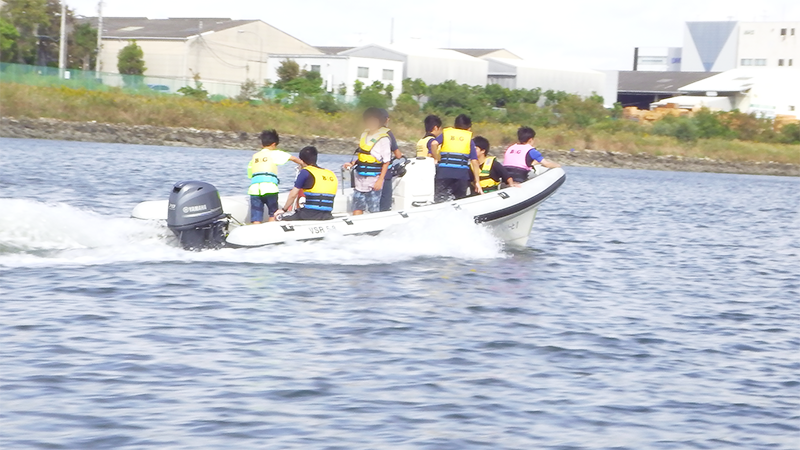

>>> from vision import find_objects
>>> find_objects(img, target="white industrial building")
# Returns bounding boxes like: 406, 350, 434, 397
486, 58, 607, 99
80, 17, 322, 96
340, 44, 489, 86
682, 21, 799, 72
655, 68, 800, 119
265, 55, 404, 96
634, 47, 682, 71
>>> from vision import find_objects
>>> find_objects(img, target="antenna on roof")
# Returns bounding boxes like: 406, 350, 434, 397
199, 20, 203, 32
390, 17, 394, 44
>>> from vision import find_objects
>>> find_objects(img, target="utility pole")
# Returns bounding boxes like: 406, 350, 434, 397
390, 18, 394, 44
58, 1, 67, 72
95, 1, 103, 73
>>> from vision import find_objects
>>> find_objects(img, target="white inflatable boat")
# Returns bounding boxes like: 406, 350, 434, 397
130, 158, 566, 249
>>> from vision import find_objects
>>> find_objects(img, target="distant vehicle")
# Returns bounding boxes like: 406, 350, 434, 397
147, 84, 170, 93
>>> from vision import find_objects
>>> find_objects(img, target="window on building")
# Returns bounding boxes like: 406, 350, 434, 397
310, 65, 321, 73
789, 106, 796, 112
779, 59, 785, 66
790, 59, 794, 66
780, 28, 787, 36
755, 59, 767, 66
357, 67, 369, 78
382, 69, 394, 80
740, 59, 753, 66
792, 28, 796, 36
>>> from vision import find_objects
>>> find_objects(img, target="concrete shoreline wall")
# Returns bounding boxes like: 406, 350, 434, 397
1, 117, 797, 177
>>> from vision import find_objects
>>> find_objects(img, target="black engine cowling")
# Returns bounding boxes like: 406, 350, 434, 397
167, 181, 228, 250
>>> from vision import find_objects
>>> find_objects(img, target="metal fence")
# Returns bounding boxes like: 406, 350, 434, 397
0, 63, 362, 105
0, 63, 242, 98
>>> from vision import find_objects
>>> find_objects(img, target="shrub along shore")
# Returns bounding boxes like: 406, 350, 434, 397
1, 83, 798, 175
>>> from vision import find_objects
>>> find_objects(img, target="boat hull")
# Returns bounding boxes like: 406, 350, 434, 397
224, 168, 566, 248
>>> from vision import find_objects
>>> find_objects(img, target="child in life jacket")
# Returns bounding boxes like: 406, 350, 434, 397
502, 127, 561, 183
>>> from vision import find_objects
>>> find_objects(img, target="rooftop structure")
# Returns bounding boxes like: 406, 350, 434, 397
341, 44, 489, 86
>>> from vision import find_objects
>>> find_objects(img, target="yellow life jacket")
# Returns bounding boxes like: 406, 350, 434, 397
416, 135, 435, 158
248, 149, 280, 195
479, 156, 500, 191
439, 127, 472, 170
355, 127, 390, 176
303, 165, 338, 212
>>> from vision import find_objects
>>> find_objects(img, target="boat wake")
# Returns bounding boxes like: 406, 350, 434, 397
0, 198, 506, 268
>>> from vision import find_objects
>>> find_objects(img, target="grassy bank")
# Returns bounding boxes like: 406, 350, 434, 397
2, 83, 799, 165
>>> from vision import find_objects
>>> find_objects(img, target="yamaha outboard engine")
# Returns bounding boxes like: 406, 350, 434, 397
167, 181, 228, 250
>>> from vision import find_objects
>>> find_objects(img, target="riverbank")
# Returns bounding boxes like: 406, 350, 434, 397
2, 117, 797, 176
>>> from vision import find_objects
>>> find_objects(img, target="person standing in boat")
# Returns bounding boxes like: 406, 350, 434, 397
247, 129, 304, 224
416, 114, 442, 158
343, 108, 391, 215
472, 136, 516, 194
275, 146, 337, 221
429, 114, 483, 202
503, 126, 561, 183
379, 108, 403, 212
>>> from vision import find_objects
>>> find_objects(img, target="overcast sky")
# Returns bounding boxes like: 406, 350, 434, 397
66, 0, 800, 70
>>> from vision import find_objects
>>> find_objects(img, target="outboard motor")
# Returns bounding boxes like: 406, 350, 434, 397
167, 181, 228, 250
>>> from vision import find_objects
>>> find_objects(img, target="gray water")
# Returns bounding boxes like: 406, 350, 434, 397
1, 138, 798, 450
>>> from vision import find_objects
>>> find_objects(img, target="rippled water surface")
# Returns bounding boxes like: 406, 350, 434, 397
1, 138, 799, 449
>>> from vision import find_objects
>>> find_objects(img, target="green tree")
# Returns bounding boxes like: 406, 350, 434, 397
0, 17, 20, 62
0, 0, 48, 64
337, 82, 347, 96
275, 59, 299, 84
402, 78, 428, 102
356, 80, 391, 108
178, 72, 208, 100
425, 80, 490, 121
275, 68, 323, 95
68, 22, 96, 70
117, 40, 146, 75
236, 78, 260, 102
393, 93, 420, 116
353, 79, 364, 96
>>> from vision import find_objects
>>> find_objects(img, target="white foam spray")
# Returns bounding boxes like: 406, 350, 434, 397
0, 199, 505, 268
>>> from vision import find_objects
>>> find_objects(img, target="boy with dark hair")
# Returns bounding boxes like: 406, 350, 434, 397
429, 114, 483, 202
416, 114, 443, 158
247, 129, 304, 224
343, 108, 391, 214
503, 126, 561, 182
276, 146, 337, 221
472, 136, 515, 194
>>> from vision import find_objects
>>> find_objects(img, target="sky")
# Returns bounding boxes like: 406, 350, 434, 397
66, 0, 800, 70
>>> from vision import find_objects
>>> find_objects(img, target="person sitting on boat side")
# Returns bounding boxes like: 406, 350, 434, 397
248, 129, 304, 224
416, 114, 443, 158
503, 126, 561, 183
379, 108, 403, 212
429, 114, 483, 202
343, 107, 391, 215
276, 146, 337, 221
472, 136, 516, 194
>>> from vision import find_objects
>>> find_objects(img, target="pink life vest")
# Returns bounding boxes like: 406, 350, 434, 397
504, 143, 534, 170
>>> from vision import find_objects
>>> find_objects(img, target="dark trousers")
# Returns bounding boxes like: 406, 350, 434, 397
250, 194, 279, 222
434, 178, 470, 203
282, 208, 334, 221
506, 167, 530, 183
380, 171, 393, 211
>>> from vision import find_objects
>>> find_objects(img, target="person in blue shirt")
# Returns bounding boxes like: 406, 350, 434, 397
503, 126, 560, 182
275, 146, 338, 221
429, 114, 483, 202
